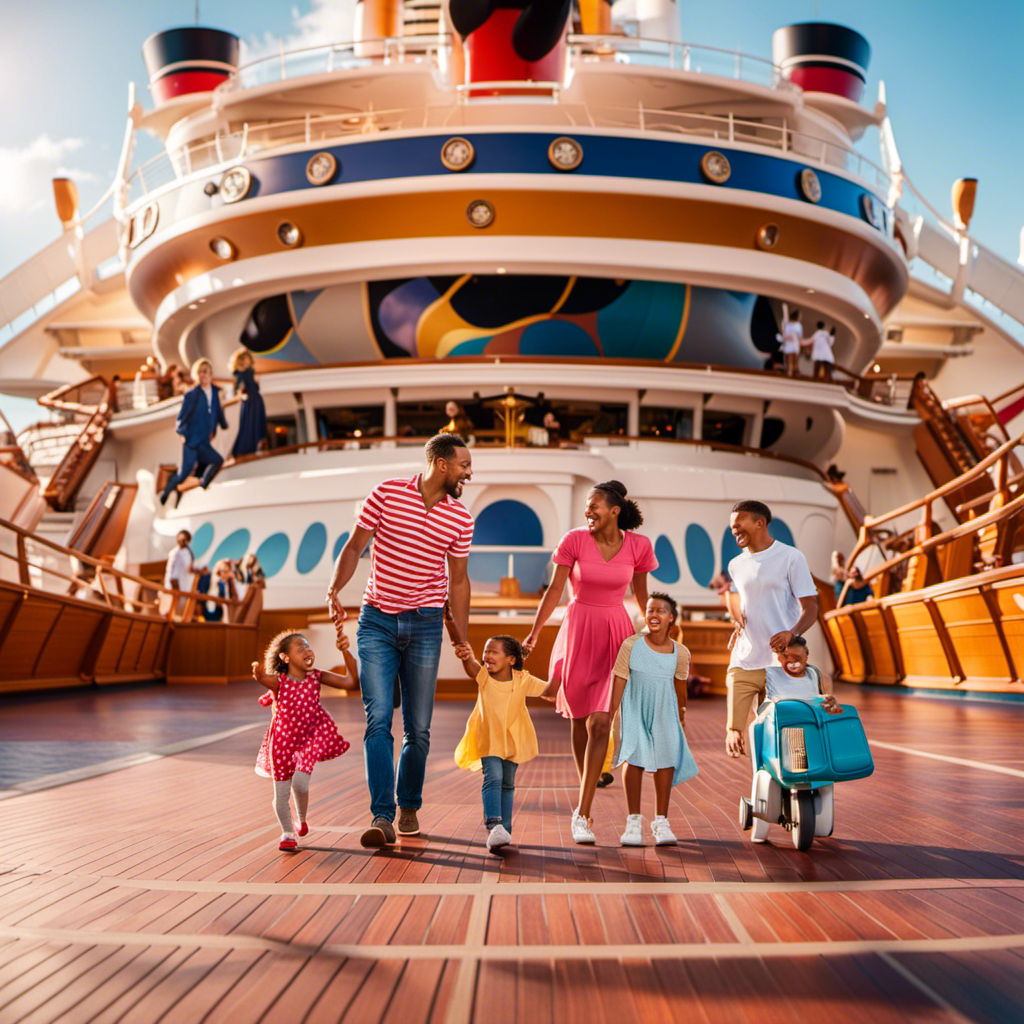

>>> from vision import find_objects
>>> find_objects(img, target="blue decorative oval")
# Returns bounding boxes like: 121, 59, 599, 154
721, 526, 741, 573
255, 532, 290, 578
333, 531, 350, 562
209, 528, 250, 566
296, 522, 327, 575
652, 535, 680, 584
191, 522, 214, 560
474, 500, 543, 546
684, 524, 715, 587
772, 517, 795, 548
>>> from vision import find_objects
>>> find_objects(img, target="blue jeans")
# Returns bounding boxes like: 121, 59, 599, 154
356, 602, 444, 821
481, 756, 518, 832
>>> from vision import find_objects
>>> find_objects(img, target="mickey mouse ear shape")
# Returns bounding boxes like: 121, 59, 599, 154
448, 0, 498, 38
511, 0, 572, 61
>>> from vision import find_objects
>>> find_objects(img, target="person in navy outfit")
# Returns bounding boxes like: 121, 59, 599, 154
160, 357, 228, 506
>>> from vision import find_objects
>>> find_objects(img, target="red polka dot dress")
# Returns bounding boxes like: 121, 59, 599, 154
255, 669, 350, 781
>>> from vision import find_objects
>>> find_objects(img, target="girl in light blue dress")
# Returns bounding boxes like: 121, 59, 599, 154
609, 592, 698, 846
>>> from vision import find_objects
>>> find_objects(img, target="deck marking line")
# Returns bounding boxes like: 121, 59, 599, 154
869, 740, 1024, 779
2, 925, 1024, 961
79, 875, 1024, 898
0, 722, 264, 800
444, 863, 498, 1024
878, 952, 976, 1024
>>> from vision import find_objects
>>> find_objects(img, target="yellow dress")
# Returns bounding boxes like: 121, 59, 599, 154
454, 666, 550, 770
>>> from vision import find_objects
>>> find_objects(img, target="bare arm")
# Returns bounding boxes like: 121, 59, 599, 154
447, 554, 471, 645
326, 525, 374, 621
454, 642, 482, 679
319, 668, 357, 691
523, 563, 571, 653
726, 590, 745, 628
539, 678, 561, 701
769, 595, 819, 652
609, 673, 628, 717
674, 677, 688, 728
251, 661, 279, 693
631, 571, 649, 617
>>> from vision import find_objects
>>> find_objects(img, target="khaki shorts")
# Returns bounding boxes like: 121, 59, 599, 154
726, 666, 766, 732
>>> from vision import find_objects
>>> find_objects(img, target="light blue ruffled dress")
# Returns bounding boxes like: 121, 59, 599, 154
614, 638, 698, 786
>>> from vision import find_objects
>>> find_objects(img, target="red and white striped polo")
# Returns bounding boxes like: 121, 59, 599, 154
357, 474, 474, 614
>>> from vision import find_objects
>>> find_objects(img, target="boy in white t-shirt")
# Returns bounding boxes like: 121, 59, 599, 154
765, 636, 843, 712
781, 310, 804, 377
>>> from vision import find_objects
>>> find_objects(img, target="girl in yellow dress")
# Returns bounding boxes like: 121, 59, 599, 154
454, 636, 559, 852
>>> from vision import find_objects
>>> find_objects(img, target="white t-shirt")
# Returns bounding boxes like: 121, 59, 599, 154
809, 329, 834, 362
728, 540, 817, 670
765, 664, 822, 700
165, 546, 193, 587
781, 321, 804, 354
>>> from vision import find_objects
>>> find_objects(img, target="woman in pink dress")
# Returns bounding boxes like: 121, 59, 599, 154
523, 480, 657, 843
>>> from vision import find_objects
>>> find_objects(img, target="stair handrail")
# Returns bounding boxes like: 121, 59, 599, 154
846, 429, 1024, 571
0, 515, 243, 619
38, 374, 117, 415
838, 485, 1024, 604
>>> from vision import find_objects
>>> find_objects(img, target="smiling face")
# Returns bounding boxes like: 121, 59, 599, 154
482, 638, 515, 676
282, 635, 315, 674
645, 597, 676, 636
196, 362, 212, 387
777, 643, 809, 678
584, 490, 618, 533
441, 446, 473, 498
729, 510, 767, 550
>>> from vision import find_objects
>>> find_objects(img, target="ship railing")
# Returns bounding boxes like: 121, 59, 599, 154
124, 98, 891, 208
0, 515, 245, 623
832, 363, 919, 408
841, 428, 1024, 601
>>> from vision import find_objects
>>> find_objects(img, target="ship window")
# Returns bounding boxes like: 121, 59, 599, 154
640, 406, 693, 440
702, 412, 748, 447
316, 404, 385, 441
266, 414, 299, 450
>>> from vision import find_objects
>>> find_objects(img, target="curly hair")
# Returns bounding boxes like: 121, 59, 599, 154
264, 631, 306, 675
228, 347, 253, 372
488, 634, 524, 671
648, 591, 678, 620
590, 479, 644, 531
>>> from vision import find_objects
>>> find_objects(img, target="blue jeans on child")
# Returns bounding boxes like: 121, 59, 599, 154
480, 756, 518, 832
356, 602, 444, 822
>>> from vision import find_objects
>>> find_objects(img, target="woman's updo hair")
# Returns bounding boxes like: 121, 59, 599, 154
490, 634, 525, 670
264, 631, 305, 675
591, 480, 644, 531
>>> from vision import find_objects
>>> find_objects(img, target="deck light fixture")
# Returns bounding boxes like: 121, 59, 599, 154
219, 166, 252, 203
799, 168, 822, 203
441, 137, 475, 171
548, 137, 583, 171
306, 152, 337, 185
209, 236, 236, 260
467, 200, 495, 228
700, 151, 731, 184
756, 223, 780, 249
277, 222, 303, 247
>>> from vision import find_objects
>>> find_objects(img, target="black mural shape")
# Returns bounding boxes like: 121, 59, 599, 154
449, 274, 569, 327
448, 0, 572, 61
759, 416, 786, 448
557, 276, 630, 315
750, 294, 781, 354
240, 295, 292, 353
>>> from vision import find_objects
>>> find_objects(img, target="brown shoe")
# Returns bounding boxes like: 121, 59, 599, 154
397, 808, 420, 836
360, 816, 396, 848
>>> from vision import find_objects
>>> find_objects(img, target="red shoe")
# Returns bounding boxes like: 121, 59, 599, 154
297, 822, 308, 837
279, 834, 298, 852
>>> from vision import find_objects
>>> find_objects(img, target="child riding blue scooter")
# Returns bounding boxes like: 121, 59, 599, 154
739, 636, 874, 850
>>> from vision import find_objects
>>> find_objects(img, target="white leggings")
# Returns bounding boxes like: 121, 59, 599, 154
272, 771, 311, 834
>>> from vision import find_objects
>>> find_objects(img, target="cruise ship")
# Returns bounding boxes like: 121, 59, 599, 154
1, 3, 1022, 1021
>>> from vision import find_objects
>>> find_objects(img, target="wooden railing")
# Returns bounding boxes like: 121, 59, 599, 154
0, 515, 247, 622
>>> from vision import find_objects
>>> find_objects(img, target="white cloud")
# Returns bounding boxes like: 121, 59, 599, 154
0, 135, 100, 216
244, 0, 359, 64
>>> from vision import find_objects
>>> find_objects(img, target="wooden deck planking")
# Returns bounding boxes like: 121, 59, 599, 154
0, 685, 1022, 1022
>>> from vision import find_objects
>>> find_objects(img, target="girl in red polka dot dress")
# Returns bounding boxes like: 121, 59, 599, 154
253, 630, 358, 851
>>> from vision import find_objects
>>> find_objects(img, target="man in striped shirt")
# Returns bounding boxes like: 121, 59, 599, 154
326, 433, 474, 848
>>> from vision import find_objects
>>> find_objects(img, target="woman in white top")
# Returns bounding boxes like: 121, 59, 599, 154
781, 310, 804, 377
808, 321, 835, 380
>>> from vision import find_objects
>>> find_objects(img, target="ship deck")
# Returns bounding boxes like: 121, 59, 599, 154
0, 683, 1022, 1024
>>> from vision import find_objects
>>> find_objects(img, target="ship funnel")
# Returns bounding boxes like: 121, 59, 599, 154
579, 0, 613, 35
52, 178, 79, 230
772, 22, 871, 102
354, 0, 403, 43
952, 178, 977, 230
142, 27, 240, 106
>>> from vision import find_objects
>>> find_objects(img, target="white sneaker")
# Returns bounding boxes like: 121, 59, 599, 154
651, 816, 677, 846
486, 824, 512, 852
620, 814, 644, 846
751, 816, 770, 844
571, 811, 596, 844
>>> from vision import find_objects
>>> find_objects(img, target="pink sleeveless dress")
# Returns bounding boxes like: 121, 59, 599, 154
548, 528, 658, 719
255, 669, 350, 781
